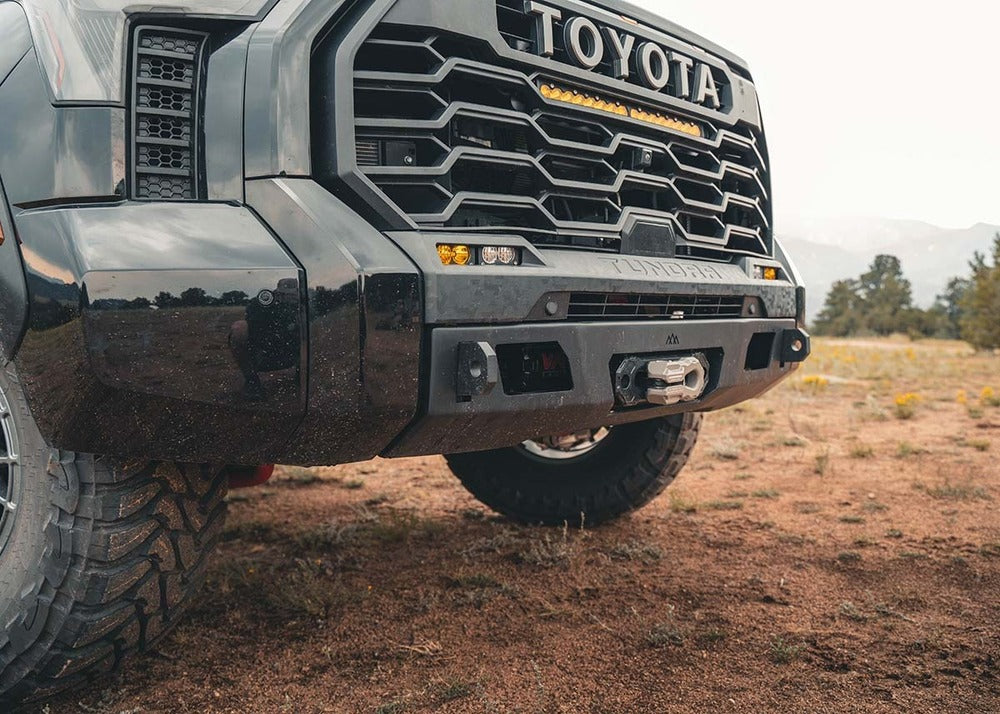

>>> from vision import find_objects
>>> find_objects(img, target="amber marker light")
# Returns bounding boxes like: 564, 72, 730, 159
539, 83, 703, 138
438, 244, 472, 266
453, 245, 471, 265
763, 267, 779, 281
437, 244, 456, 265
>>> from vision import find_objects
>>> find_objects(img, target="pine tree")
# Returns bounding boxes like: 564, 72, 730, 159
858, 255, 913, 335
960, 233, 1000, 350
812, 279, 863, 336
933, 277, 972, 339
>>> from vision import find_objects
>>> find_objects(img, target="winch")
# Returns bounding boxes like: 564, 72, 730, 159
614, 354, 710, 408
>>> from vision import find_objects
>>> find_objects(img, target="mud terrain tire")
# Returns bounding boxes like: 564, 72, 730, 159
0, 364, 227, 705
446, 413, 702, 526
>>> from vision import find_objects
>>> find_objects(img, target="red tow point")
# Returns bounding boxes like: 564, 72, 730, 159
227, 464, 275, 489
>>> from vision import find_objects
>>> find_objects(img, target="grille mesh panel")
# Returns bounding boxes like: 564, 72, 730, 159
568, 293, 746, 321
350, 21, 771, 259
130, 27, 206, 200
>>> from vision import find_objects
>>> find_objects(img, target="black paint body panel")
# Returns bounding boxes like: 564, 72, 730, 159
0, 51, 125, 207
12, 203, 306, 462
245, 178, 424, 465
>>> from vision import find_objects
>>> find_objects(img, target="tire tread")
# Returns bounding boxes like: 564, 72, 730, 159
0, 448, 226, 705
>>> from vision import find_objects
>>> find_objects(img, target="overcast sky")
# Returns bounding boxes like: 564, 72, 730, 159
634, 1, 1000, 232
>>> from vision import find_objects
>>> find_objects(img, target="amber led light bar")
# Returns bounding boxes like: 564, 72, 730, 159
539, 83, 703, 138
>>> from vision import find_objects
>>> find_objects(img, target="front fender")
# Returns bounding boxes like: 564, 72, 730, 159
0, 3, 32, 364
0, 3, 31, 83
0, 177, 27, 365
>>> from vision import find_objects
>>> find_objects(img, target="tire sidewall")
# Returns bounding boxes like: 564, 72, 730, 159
0, 364, 80, 683
0, 363, 227, 703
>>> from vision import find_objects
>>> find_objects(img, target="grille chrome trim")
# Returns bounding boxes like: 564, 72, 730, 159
129, 26, 207, 201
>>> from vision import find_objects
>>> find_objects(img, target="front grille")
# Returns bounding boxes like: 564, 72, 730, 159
350, 22, 771, 259
568, 292, 746, 320
129, 27, 207, 201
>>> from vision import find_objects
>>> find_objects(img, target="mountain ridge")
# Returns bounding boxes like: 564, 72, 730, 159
776, 218, 999, 321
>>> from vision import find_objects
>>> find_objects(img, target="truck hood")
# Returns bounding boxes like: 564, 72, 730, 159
9, 0, 273, 103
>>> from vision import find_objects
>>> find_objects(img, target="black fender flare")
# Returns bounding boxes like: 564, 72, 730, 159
0, 175, 27, 364
0, 3, 33, 363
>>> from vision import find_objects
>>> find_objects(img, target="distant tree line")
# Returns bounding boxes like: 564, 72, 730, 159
812, 233, 1000, 350
89, 285, 353, 316
152, 289, 250, 309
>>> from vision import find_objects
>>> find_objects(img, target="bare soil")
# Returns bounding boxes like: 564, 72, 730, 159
39, 338, 1000, 713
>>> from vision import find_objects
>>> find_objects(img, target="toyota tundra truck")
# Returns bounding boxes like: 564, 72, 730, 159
0, 0, 808, 702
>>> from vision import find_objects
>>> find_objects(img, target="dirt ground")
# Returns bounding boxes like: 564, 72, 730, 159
38, 338, 1000, 713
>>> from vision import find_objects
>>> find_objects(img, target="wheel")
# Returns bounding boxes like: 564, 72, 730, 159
0, 363, 227, 705
445, 413, 702, 526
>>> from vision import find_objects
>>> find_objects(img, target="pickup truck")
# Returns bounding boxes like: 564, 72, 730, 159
0, 0, 808, 702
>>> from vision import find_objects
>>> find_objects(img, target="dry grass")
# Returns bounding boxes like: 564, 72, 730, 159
850, 444, 876, 459
705, 499, 744, 511
915, 480, 992, 502
709, 438, 745, 461
768, 636, 804, 664
609, 540, 664, 563
517, 532, 575, 568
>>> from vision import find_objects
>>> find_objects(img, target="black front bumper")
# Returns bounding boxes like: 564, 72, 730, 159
388, 318, 807, 457
7, 177, 808, 466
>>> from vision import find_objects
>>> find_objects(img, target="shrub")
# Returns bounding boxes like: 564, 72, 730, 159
893, 393, 921, 420
801, 375, 830, 390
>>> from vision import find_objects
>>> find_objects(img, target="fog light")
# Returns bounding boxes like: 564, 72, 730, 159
480, 246, 520, 266
496, 246, 519, 265
481, 246, 500, 265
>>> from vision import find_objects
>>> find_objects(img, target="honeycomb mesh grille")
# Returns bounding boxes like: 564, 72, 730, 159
130, 27, 206, 200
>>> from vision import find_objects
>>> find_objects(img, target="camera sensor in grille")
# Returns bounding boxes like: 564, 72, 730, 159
130, 26, 207, 201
